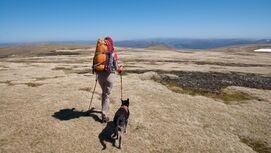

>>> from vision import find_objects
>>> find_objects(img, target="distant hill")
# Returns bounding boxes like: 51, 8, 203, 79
115, 38, 271, 49
145, 43, 174, 50
0, 44, 93, 58
0, 43, 21, 47
1, 39, 271, 49
0, 40, 96, 47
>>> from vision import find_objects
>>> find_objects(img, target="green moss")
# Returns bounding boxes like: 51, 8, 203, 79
216, 91, 255, 104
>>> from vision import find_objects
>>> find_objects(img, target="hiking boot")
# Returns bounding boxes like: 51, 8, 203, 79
102, 115, 109, 123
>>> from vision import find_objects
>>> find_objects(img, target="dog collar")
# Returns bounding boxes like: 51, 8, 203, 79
122, 106, 129, 113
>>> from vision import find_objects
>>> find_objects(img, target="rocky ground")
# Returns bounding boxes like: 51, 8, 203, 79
0, 44, 271, 153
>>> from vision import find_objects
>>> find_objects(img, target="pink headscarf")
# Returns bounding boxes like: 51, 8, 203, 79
105, 36, 114, 52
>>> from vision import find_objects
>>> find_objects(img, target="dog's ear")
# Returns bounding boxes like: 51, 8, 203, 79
121, 99, 124, 105
126, 99, 129, 107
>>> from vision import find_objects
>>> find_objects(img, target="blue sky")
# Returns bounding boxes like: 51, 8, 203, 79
0, 0, 271, 42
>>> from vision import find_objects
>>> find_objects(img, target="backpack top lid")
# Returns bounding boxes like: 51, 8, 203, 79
97, 38, 106, 45
96, 38, 108, 53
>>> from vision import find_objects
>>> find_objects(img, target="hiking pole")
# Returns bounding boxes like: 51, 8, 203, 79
88, 74, 98, 110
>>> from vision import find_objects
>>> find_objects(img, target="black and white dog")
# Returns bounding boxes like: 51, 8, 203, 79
112, 98, 130, 149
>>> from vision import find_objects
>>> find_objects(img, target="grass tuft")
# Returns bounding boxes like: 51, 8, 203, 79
35, 76, 62, 81
52, 67, 72, 71
25, 82, 43, 87
79, 87, 92, 92
0, 80, 14, 86
52, 67, 73, 74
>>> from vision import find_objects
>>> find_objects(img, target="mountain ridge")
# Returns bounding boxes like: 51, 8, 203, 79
1, 38, 271, 49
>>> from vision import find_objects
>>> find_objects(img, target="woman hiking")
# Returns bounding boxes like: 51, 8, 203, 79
92, 37, 123, 123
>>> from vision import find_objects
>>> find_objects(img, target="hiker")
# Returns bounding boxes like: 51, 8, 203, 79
92, 37, 123, 122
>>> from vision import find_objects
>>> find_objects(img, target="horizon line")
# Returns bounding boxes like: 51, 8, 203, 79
1, 37, 271, 44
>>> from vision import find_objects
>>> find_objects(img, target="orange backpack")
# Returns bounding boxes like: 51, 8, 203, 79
93, 38, 109, 71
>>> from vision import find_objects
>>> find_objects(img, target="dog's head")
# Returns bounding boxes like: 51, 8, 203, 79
121, 98, 129, 107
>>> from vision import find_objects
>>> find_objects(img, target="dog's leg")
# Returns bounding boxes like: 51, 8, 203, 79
124, 120, 128, 133
112, 127, 117, 138
118, 131, 122, 149
116, 128, 119, 139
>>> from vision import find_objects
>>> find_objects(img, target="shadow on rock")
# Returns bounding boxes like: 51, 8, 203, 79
98, 121, 116, 150
52, 107, 102, 123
